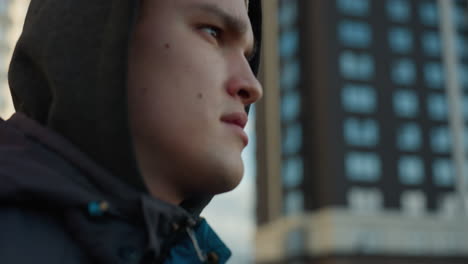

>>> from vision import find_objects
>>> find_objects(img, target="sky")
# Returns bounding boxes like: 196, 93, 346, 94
202, 107, 257, 264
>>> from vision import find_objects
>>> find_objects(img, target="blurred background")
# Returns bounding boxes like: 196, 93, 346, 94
1, 0, 468, 264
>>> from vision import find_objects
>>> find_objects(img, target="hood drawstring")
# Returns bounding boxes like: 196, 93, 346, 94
186, 226, 207, 263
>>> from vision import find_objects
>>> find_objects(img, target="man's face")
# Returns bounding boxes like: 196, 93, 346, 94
128, 0, 262, 202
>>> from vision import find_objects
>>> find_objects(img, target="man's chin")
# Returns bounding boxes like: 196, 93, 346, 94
202, 164, 245, 195
181, 154, 245, 195
206, 173, 244, 195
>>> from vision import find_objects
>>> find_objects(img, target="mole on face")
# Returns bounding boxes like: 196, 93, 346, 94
197, 93, 203, 99
164, 43, 170, 49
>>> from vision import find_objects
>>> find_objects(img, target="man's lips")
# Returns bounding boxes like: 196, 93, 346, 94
221, 112, 249, 146
221, 112, 248, 129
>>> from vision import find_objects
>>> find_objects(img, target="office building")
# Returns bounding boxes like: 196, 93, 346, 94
256, 0, 468, 263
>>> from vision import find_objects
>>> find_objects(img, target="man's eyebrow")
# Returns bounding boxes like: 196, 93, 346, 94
188, 3, 256, 56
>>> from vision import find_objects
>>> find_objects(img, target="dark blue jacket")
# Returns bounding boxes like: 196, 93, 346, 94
0, 113, 231, 263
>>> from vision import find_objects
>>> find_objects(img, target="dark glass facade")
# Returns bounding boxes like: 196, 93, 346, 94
257, 0, 468, 263
272, 0, 468, 216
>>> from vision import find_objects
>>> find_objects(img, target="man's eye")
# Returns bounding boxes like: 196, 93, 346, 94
200, 25, 221, 39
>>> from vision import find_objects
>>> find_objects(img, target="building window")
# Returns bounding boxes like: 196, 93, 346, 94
281, 90, 301, 122
419, 1, 438, 26
342, 84, 377, 113
388, 27, 413, 53
344, 118, 379, 147
282, 156, 304, 189
284, 190, 304, 215
392, 59, 416, 85
465, 128, 468, 152
458, 64, 468, 87
281, 59, 300, 90
279, 0, 298, 27
433, 159, 454, 187
430, 126, 451, 153
337, 0, 370, 16
345, 152, 381, 182
397, 123, 422, 151
338, 20, 372, 48
453, 3, 468, 29
401, 190, 427, 217
398, 156, 425, 185
282, 122, 302, 155
386, 0, 411, 22
427, 93, 448, 121
340, 51, 375, 80
424, 62, 444, 89
456, 34, 467, 58
348, 187, 383, 213
463, 96, 468, 120
280, 29, 299, 59
393, 90, 419, 118
421, 31, 441, 57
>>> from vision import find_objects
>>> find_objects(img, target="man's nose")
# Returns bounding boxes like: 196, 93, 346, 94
225, 57, 263, 106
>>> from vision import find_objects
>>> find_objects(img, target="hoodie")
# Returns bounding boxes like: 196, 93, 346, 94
0, 0, 262, 263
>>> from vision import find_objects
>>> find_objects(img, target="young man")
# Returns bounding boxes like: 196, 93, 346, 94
0, 0, 262, 263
